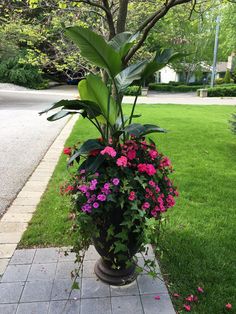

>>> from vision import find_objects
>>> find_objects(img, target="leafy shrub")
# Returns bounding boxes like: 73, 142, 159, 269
124, 85, 141, 96
224, 69, 231, 84
149, 83, 203, 92
207, 85, 236, 97
215, 78, 225, 85
0, 56, 48, 89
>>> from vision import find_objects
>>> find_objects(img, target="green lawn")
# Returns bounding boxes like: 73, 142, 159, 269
20, 104, 236, 313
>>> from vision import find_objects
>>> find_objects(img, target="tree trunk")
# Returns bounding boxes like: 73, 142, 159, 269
116, 0, 128, 34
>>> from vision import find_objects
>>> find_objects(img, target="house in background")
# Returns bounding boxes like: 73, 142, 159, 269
155, 53, 235, 83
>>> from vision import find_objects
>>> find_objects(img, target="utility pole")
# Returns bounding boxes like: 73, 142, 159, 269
211, 15, 220, 87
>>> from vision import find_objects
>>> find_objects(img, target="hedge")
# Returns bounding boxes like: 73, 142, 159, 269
124, 85, 141, 96
149, 83, 204, 92
207, 85, 236, 97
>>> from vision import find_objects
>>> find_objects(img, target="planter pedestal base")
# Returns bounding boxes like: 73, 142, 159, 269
94, 257, 137, 286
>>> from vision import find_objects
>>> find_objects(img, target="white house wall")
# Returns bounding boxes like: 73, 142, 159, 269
156, 66, 179, 83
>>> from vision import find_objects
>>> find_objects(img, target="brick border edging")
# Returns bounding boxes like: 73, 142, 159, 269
0, 115, 78, 276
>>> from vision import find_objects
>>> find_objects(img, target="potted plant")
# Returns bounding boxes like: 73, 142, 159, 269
40, 26, 179, 285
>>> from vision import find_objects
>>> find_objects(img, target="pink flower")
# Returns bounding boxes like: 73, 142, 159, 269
63, 147, 72, 155
197, 287, 204, 293
149, 180, 156, 187
93, 202, 99, 208
146, 164, 156, 176
226, 303, 232, 310
127, 150, 136, 160
149, 149, 158, 159
116, 156, 128, 167
137, 163, 147, 173
112, 178, 120, 186
154, 295, 160, 300
151, 209, 157, 217
173, 293, 180, 298
161, 156, 171, 167
183, 304, 191, 312
142, 202, 150, 210
128, 191, 136, 201
100, 146, 117, 157
185, 295, 194, 302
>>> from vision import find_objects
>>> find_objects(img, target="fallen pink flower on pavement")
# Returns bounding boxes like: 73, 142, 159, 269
154, 295, 160, 300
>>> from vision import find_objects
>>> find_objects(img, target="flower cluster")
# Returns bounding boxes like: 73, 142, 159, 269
64, 137, 178, 219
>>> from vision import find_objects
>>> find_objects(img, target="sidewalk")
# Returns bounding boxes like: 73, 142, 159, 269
0, 114, 175, 313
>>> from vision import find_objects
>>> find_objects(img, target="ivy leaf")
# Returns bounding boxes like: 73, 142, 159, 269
71, 281, 80, 290
114, 242, 127, 254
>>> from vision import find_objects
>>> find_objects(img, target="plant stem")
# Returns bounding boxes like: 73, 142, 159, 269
129, 85, 141, 125
106, 83, 112, 144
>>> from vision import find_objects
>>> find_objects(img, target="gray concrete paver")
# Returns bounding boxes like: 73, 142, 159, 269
10, 249, 36, 265
51, 279, 81, 301
81, 277, 110, 298
111, 295, 143, 314
1, 264, 31, 283
137, 274, 168, 295
0, 282, 24, 303
20, 280, 53, 302
80, 297, 112, 314
16, 301, 50, 314
110, 280, 139, 297
33, 248, 59, 264
0, 303, 18, 314
141, 294, 176, 314
28, 263, 57, 281
48, 300, 80, 314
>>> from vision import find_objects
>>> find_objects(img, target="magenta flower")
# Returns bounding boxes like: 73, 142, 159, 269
127, 150, 136, 160
148, 180, 156, 187
93, 202, 99, 208
97, 194, 106, 201
146, 164, 156, 176
79, 185, 88, 193
116, 156, 128, 167
154, 295, 160, 300
149, 149, 158, 159
103, 183, 110, 190
100, 146, 117, 157
112, 178, 120, 186
142, 202, 150, 210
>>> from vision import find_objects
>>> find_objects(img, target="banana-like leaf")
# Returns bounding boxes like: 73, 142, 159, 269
109, 32, 139, 58
78, 154, 105, 173
77, 139, 104, 155
67, 139, 104, 167
47, 110, 75, 121
124, 123, 166, 137
115, 61, 147, 92
142, 48, 182, 81
78, 75, 118, 125
39, 99, 102, 120
65, 26, 121, 77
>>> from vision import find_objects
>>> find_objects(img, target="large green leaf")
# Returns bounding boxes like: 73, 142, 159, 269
115, 61, 147, 92
109, 32, 139, 58
142, 48, 181, 81
67, 139, 104, 167
78, 75, 118, 125
65, 26, 121, 77
39, 99, 102, 120
124, 123, 166, 137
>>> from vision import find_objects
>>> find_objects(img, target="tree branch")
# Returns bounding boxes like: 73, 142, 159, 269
67, 0, 110, 14
102, 0, 116, 39
116, 0, 128, 33
124, 0, 192, 64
